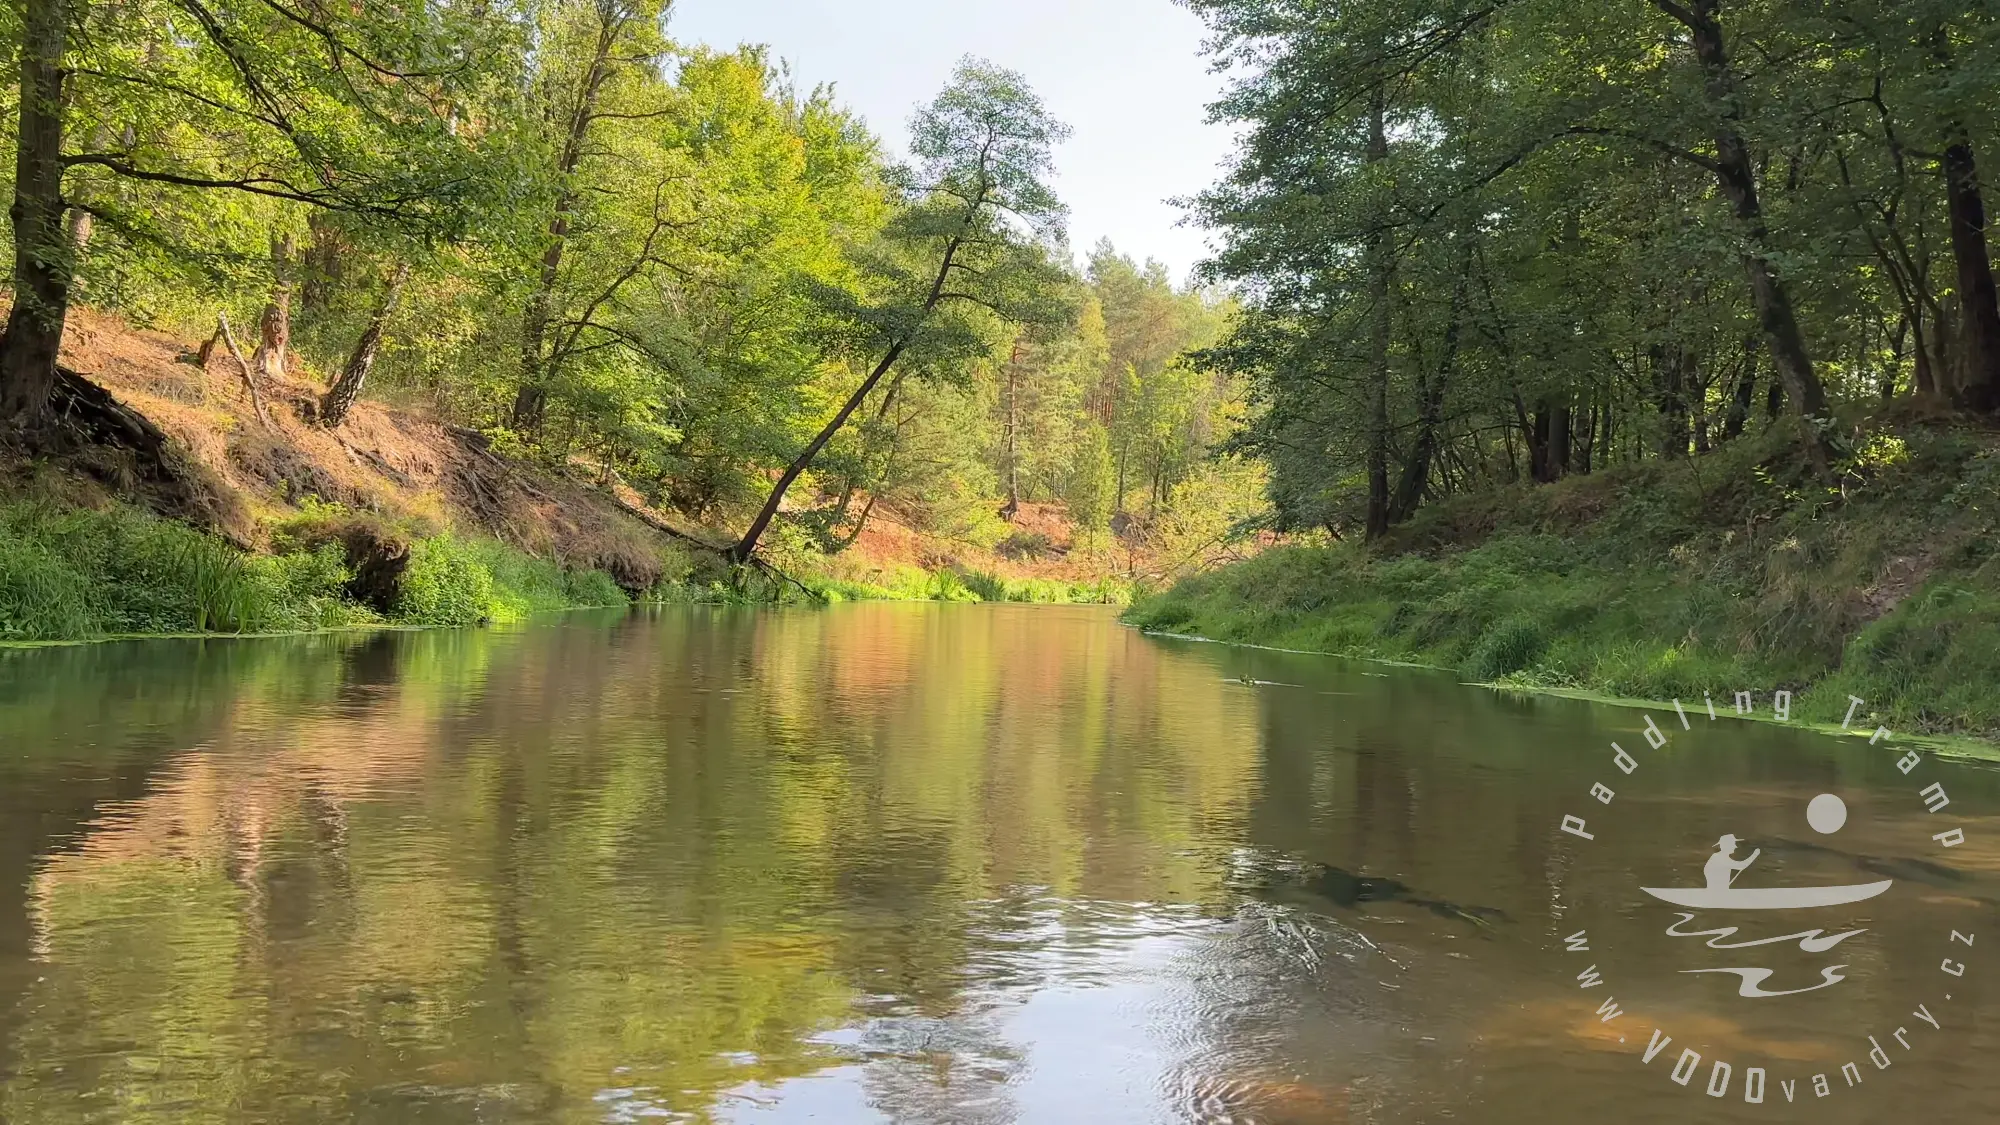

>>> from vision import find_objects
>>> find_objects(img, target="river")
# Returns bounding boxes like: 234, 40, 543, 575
0, 604, 1993, 1123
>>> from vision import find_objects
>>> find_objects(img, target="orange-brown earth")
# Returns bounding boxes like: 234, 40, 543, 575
6, 308, 1137, 590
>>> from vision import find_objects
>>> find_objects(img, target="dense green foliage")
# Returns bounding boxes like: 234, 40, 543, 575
1187, 0, 2000, 536
0, 4, 1260, 574
1109, 0, 2000, 737
1130, 423, 2000, 735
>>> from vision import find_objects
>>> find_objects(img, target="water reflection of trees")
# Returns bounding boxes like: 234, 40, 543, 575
10, 615, 1999, 1123
1, 607, 1275, 1124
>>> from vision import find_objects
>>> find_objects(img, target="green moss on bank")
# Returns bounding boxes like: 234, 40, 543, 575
1126, 424, 2000, 739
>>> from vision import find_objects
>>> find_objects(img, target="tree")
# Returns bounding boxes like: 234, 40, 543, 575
1186, 0, 2000, 537
728, 58, 1074, 563
0, 0, 77, 426
319, 259, 413, 428
0, 0, 498, 435
251, 231, 299, 379
508, 0, 669, 432
1647, 0, 1833, 470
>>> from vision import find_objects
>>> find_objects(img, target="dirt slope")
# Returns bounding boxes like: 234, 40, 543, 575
12, 309, 1128, 591
22, 308, 671, 586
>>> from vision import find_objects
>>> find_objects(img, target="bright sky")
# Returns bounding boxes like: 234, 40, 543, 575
668, 0, 1235, 284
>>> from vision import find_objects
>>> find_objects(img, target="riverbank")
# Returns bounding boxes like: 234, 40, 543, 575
0, 309, 1129, 644
1126, 419, 2000, 742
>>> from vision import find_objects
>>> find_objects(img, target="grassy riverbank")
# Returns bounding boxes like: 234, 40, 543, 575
0, 498, 1129, 645
0, 308, 1135, 644
0, 500, 634, 641
1127, 421, 2000, 740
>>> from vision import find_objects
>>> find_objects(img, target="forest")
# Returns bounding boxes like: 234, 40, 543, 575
1130, 0, 2000, 736
1181, 0, 2000, 532
3, 0, 2000, 738
0, 0, 1259, 637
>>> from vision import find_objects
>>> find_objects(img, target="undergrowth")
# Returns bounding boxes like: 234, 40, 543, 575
0, 502, 632, 642
0, 500, 1132, 644
806, 564, 1131, 606
1126, 423, 2000, 738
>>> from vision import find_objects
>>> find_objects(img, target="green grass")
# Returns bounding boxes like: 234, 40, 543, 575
805, 565, 1131, 606
0, 501, 634, 643
394, 534, 627, 626
1126, 423, 2000, 739
0, 494, 1128, 644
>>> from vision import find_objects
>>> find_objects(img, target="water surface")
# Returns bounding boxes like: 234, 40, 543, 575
0, 605, 1993, 1123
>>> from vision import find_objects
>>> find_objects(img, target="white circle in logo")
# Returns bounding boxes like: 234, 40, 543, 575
1806, 792, 1848, 835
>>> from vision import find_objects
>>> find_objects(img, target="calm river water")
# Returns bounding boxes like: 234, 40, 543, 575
0, 605, 1993, 1123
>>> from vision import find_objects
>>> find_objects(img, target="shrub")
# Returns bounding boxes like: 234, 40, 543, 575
927, 568, 980, 603
1467, 616, 1551, 682
996, 530, 1055, 560
959, 569, 1009, 602
251, 544, 373, 631
395, 535, 496, 626
563, 567, 628, 608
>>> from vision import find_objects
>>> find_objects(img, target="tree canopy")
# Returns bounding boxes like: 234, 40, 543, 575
1188, 0, 2000, 537
0, 5, 1260, 574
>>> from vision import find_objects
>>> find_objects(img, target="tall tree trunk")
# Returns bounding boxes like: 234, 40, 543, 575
1574, 395, 1595, 474
730, 235, 968, 563
299, 212, 343, 315
1931, 27, 2000, 411
1001, 340, 1022, 520
1363, 89, 1394, 540
1933, 299, 1961, 399
251, 232, 297, 379
1722, 333, 1758, 440
1113, 432, 1129, 517
1913, 309, 1937, 397
0, 0, 74, 428
1883, 314, 1908, 401
513, 2, 625, 433
1659, 0, 1833, 469
1531, 406, 1552, 481
1942, 133, 2000, 411
1388, 267, 1464, 523
1688, 350, 1711, 453
1651, 343, 1691, 456
319, 260, 411, 428
1511, 390, 1547, 483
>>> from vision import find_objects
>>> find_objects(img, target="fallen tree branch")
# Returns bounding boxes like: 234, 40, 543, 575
745, 555, 822, 602
601, 489, 823, 601
209, 312, 273, 429
603, 488, 730, 552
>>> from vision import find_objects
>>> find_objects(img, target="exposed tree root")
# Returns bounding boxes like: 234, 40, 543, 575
13, 367, 247, 538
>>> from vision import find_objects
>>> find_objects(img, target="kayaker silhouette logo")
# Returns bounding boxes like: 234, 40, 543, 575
1642, 800, 1890, 998
1553, 692, 1978, 1108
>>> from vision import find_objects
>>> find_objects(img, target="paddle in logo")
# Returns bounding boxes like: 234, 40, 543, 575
1645, 806, 1888, 999
1550, 690, 1980, 1108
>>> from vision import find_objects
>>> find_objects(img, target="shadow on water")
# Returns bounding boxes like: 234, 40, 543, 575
1236, 856, 1511, 930
0, 606, 1993, 1124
